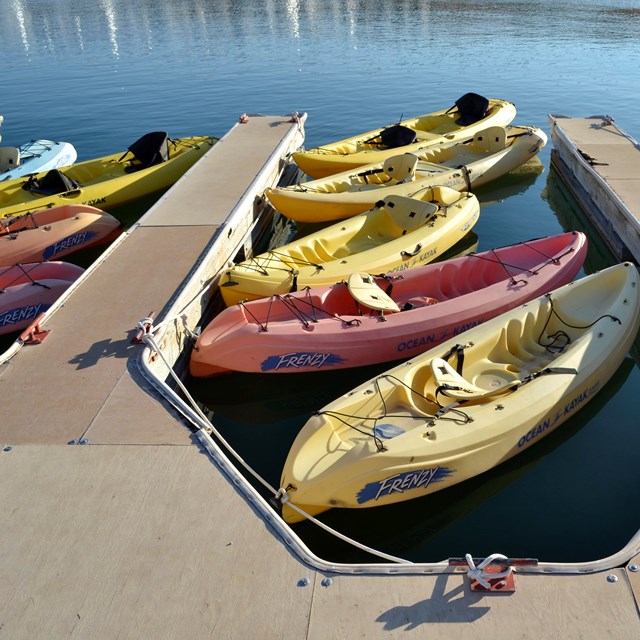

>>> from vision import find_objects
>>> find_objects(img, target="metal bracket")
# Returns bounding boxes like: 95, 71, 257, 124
449, 554, 539, 593
19, 312, 50, 345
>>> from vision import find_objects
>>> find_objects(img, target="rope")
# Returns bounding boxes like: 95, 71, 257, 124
0, 264, 52, 292
242, 289, 328, 331
16, 139, 54, 159
538, 293, 621, 353
466, 240, 575, 287
465, 553, 511, 588
139, 314, 412, 564
239, 250, 324, 275
1, 211, 39, 239
316, 369, 473, 450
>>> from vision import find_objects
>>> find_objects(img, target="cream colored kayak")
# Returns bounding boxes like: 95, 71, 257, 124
267, 125, 546, 222
293, 95, 516, 178
219, 187, 479, 306
279, 262, 640, 523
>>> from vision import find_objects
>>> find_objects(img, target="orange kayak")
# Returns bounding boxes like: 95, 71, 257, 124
0, 204, 122, 266
191, 232, 587, 376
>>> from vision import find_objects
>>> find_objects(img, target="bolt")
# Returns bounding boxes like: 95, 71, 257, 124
607, 574, 618, 583
629, 564, 639, 573
297, 578, 310, 587
321, 578, 333, 588
3, 446, 12, 452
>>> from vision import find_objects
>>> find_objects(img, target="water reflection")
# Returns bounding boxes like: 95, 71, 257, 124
99, 0, 119, 60
474, 158, 545, 208
3, 0, 640, 62
11, 0, 29, 54
543, 167, 616, 275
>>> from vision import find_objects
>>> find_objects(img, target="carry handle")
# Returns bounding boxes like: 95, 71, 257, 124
401, 243, 422, 258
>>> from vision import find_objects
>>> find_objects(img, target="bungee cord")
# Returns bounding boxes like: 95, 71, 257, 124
538, 292, 621, 354
0, 263, 52, 291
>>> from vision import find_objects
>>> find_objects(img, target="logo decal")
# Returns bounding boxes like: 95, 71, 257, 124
357, 466, 453, 504
0, 303, 46, 328
261, 352, 345, 371
43, 231, 97, 259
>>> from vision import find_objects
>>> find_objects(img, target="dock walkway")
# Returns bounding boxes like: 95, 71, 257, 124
1, 115, 639, 639
549, 114, 640, 263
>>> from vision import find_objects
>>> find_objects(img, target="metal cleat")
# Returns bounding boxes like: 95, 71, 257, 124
132, 312, 155, 344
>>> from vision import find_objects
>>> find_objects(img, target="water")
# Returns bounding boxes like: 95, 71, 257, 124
2, 0, 640, 563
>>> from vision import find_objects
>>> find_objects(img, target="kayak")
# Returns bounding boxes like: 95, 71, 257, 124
1, 140, 77, 182
292, 94, 517, 178
266, 125, 546, 222
0, 204, 122, 266
0, 261, 85, 336
279, 262, 640, 523
0, 132, 217, 219
190, 232, 587, 377
219, 186, 480, 306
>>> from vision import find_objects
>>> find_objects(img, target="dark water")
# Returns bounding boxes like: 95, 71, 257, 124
2, 0, 640, 562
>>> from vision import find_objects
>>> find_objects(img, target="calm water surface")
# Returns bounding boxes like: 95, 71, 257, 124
2, 0, 640, 563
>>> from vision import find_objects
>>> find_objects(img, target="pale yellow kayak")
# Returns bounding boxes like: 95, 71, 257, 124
280, 262, 640, 523
293, 95, 516, 178
266, 125, 546, 222
219, 186, 479, 306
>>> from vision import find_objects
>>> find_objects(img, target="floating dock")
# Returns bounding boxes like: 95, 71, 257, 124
549, 114, 640, 263
1, 114, 640, 638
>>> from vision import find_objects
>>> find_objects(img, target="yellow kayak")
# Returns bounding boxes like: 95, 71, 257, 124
266, 125, 546, 222
0, 133, 217, 219
279, 262, 640, 523
219, 186, 479, 306
292, 94, 516, 178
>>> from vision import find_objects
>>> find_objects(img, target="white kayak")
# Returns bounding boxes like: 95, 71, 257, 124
0, 139, 77, 182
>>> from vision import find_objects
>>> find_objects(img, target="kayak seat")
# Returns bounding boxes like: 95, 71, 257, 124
383, 195, 439, 232
378, 124, 417, 149
123, 131, 169, 172
347, 273, 400, 313
0, 147, 20, 172
430, 357, 518, 401
382, 154, 418, 183
431, 185, 465, 206
473, 126, 508, 153
22, 169, 81, 195
454, 92, 490, 126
